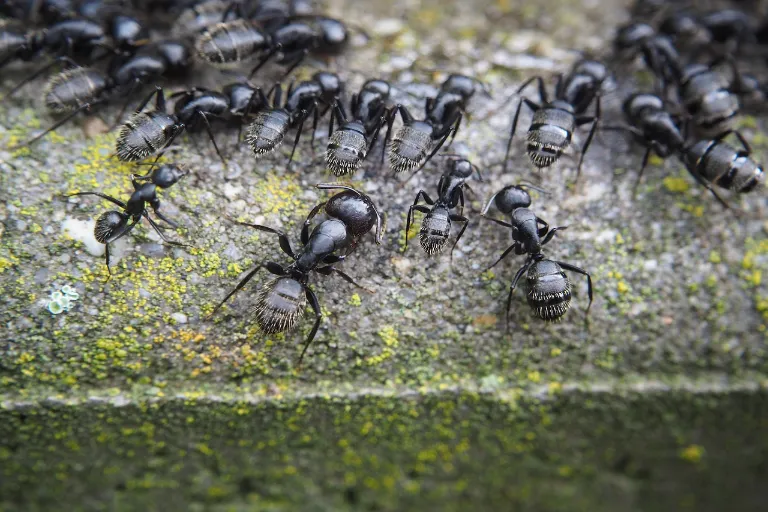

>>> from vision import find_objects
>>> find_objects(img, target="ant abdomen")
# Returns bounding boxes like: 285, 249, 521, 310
94, 211, 125, 244
326, 122, 367, 176
195, 19, 267, 67
246, 110, 290, 156
253, 277, 307, 335
389, 122, 432, 173
686, 139, 764, 193
44, 67, 107, 113
527, 107, 573, 168
116, 111, 180, 161
419, 207, 451, 255
526, 259, 571, 321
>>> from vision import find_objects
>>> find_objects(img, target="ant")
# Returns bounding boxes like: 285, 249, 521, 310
209, 218, 371, 366
481, 182, 550, 221
387, 74, 490, 174
65, 162, 189, 277
245, 71, 342, 166
682, 131, 764, 196
503, 59, 606, 182
404, 155, 481, 258
7, 40, 191, 149
193, 11, 351, 79
614, 21, 683, 91
325, 79, 393, 176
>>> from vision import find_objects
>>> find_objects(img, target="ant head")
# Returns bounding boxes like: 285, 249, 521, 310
494, 185, 532, 214
615, 22, 655, 52
442, 155, 474, 179
154, 40, 192, 74
315, 17, 349, 54
313, 71, 344, 98
442, 74, 492, 99
151, 163, 188, 189
94, 211, 128, 244
111, 15, 150, 50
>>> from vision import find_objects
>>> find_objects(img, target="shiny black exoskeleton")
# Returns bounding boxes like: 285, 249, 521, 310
8, 41, 192, 149
387, 74, 489, 173
303, 183, 383, 252
675, 62, 740, 137
504, 59, 606, 181
481, 183, 550, 221
0, 17, 108, 69
245, 72, 342, 166
405, 156, 481, 258
65, 163, 188, 276
660, 9, 756, 54
115, 86, 186, 162
209, 216, 368, 366
325, 79, 393, 176
682, 131, 764, 197
614, 22, 683, 89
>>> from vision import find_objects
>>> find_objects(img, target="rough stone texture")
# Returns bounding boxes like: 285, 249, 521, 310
1, 0, 767, 510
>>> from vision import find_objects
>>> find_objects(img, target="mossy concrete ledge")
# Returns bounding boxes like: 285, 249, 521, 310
1, 382, 767, 512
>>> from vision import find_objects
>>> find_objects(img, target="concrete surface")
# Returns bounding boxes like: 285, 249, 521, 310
1, 0, 767, 510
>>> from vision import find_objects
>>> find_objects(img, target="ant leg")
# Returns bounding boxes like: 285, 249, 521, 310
280, 49, 310, 80
104, 243, 112, 280
506, 260, 533, 333
232, 220, 295, 257
208, 264, 264, 318
3, 55, 79, 99
316, 266, 373, 293
448, 214, 469, 264
151, 209, 179, 229
109, 78, 143, 129
482, 216, 515, 230
66, 191, 127, 209
540, 225, 568, 246
481, 190, 503, 216
194, 110, 227, 166
405, 202, 431, 251
535, 216, 550, 236
248, 45, 281, 79
632, 146, 653, 197
503, 99, 525, 175
287, 109, 310, 168
302, 201, 327, 245
684, 165, 734, 211
574, 96, 601, 185
309, 101, 319, 153
142, 213, 187, 246
366, 116, 386, 157
132, 86, 163, 115
446, 111, 463, 149
11, 101, 103, 149
729, 130, 752, 154
486, 242, 521, 271
297, 285, 322, 366
555, 261, 593, 316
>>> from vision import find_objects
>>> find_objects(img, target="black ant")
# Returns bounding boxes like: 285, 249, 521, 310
209, 217, 373, 365
659, 8, 758, 56
7, 40, 191, 149
614, 21, 683, 90
325, 79, 393, 176
481, 182, 550, 221
387, 74, 490, 174
193, 12, 351, 79
245, 71, 342, 166
503, 59, 606, 182
65, 162, 189, 277
604, 93, 760, 208
404, 155, 481, 258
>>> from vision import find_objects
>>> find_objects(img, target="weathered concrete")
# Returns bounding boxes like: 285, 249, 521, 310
1, 0, 767, 510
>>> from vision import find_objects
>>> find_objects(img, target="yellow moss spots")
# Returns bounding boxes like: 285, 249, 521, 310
550, 347, 562, 357
251, 173, 303, 215
680, 444, 704, 463
348, 293, 362, 307
0, 256, 18, 273
746, 270, 762, 287
548, 382, 562, 395
679, 203, 704, 217
709, 251, 722, 264
14, 352, 35, 365
615, 233, 624, 245
527, 371, 540, 383
197, 251, 222, 277
379, 325, 398, 347
663, 176, 690, 193
558, 465, 573, 477
480, 269, 495, 281
617, 281, 630, 294
737, 115, 758, 130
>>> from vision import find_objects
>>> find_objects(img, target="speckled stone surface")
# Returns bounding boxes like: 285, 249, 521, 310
1, 0, 767, 510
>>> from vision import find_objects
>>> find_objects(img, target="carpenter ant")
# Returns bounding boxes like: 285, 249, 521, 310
387, 74, 490, 173
303, 183, 383, 252
194, 14, 351, 78
65, 162, 189, 277
245, 71, 342, 166
674, 61, 742, 138
325, 79, 393, 176
404, 156, 481, 258
171, 0, 238, 38
0, 17, 110, 70
682, 131, 764, 197
209, 216, 369, 365
503, 59, 606, 182
659, 9, 757, 56
7, 41, 191, 149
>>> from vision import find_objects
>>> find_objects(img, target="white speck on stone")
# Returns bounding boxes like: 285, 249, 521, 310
643, 259, 658, 271
223, 182, 241, 200
594, 229, 617, 245
62, 218, 104, 256
373, 18, 404, 37
171, 312, 188, 324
